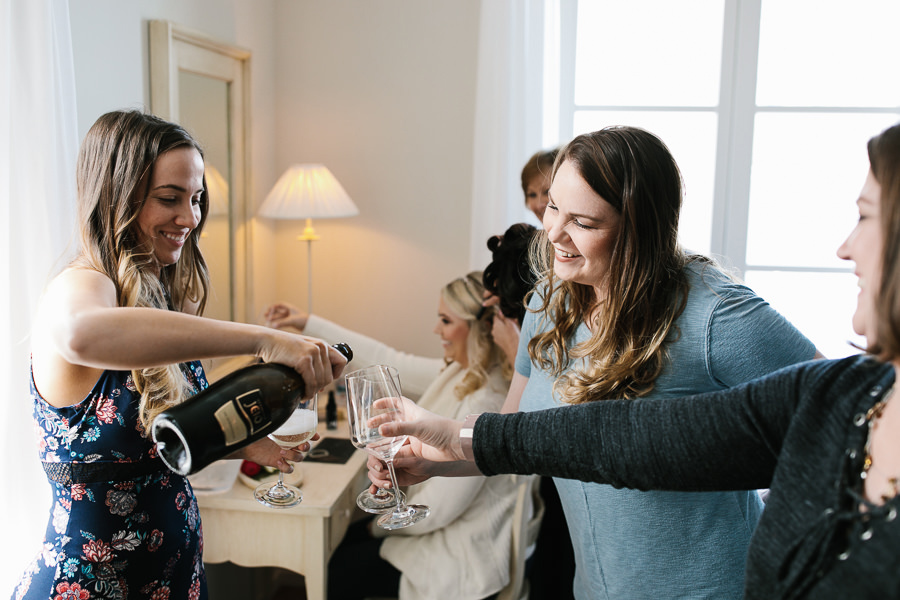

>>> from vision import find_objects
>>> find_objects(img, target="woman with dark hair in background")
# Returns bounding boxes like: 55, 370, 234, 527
482, 222, 576, 599
481, 222, 540, 370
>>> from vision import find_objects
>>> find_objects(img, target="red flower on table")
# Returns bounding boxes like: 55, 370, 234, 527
54, 581, 90, 599
240, 460, 261, 477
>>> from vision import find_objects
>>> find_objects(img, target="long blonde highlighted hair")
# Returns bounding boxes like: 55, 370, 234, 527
72, 110, 210, 431
528, 126, 701, 404
441, 272, 507, 399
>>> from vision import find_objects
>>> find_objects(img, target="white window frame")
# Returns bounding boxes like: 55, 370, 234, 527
548, 0, 898, 282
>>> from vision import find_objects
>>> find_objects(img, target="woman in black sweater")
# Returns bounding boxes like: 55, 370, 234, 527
370, 122, 900, 599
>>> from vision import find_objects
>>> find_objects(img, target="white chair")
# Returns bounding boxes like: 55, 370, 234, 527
497, 475, 545, 600
364, 475, 545, 600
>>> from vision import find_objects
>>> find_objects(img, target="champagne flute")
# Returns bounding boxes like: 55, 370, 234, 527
347, 376, 407, 514
254, 393, 318, 508
346, 365, 429, 530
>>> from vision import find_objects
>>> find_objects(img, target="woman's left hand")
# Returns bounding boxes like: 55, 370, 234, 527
227, 432, 321, 473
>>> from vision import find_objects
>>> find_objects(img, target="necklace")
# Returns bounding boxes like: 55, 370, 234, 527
861, 385, 900, 503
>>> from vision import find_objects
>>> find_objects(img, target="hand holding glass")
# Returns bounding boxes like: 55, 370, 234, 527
346, 365, 429, 530
254, 393, 317, 508
347, 377, 407, 513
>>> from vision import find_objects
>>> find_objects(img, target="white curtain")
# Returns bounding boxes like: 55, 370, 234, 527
0, 0, 78, 593
468, 0, 546, 270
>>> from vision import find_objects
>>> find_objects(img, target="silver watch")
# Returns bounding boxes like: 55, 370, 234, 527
459, 413, 480, 462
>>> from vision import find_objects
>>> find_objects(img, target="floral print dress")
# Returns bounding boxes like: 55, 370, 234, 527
13, 362, 209, 600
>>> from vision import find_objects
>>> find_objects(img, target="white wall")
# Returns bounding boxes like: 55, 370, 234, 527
68, 0, 480, 359
70, 0, 241, 137
267, 1, 480, 358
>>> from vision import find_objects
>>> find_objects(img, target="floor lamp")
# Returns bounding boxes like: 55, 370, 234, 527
257, 164, 359, 313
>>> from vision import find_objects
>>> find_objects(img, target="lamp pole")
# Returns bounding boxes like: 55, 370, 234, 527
298, 217, 320, 313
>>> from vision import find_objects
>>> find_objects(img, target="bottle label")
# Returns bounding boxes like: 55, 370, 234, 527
214, 389, 273, 446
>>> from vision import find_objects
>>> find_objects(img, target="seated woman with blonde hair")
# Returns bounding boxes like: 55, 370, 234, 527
269, 273, 522, 600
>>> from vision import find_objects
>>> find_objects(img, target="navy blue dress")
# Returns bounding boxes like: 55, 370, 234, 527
13, 362, 209, 600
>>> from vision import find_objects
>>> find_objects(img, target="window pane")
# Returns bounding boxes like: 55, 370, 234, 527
757, 0, 900, 107
573, 110, 716, 254
744, 270, 863, 359
745, 112, 899, 268
574, 0, 725, 107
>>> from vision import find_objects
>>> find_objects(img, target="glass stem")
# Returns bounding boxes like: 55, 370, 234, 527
385, 459, 406, 513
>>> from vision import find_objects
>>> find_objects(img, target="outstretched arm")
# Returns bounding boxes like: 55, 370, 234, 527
376, 363, 817, 492
32, 268, 347, 407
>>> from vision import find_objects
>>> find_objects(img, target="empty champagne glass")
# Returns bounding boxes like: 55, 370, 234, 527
347, 373, 407, 513
346, 365, 429, 530
254, 393, 318, 508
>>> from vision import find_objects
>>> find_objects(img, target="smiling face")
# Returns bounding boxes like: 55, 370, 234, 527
837, 169, 883, 346
525, 172, 551, 221
433, 297, 470, 367
543, 159, 621, 300
136, 146, 205, 274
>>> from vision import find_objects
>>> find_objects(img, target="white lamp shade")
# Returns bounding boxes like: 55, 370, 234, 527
205, 165, 229, 217
258, 164, 359, 220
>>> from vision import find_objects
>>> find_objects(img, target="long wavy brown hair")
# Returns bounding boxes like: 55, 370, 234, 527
869, 122, 900, 361
527, 126, 699, 404
72, 110, 210, 431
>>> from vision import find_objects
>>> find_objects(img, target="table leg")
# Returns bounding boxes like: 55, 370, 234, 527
305, 518, 328, 600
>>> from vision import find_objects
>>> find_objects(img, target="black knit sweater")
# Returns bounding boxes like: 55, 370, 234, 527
473, 355, 900, 599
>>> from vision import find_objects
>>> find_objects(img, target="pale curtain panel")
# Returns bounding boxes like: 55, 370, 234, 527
0, 0, 78, 593
468, 0, 546, 271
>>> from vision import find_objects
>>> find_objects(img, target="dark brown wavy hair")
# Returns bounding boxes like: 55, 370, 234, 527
869, 122, 900, 361
528, 126, 697, 403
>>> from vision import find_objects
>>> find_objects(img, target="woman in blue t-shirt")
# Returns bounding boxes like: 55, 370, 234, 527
378, 126, 821, 599
374, 122, 900, 600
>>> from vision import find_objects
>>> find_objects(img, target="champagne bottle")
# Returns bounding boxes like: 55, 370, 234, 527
152, 343, 352, 476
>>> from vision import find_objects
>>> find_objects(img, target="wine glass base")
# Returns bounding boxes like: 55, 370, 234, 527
357, 488, 407, 514
376, 503, 430, 530
254, 482, 303, 509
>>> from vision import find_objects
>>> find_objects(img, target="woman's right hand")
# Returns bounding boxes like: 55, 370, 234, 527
263, 301, 309, 331
364, 396, 466, 485
367, 398, 488, 488
372, 396, 467, 462
257, 329, 347, 396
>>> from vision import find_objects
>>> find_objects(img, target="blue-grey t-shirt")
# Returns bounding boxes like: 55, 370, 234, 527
516, 262, 816, 600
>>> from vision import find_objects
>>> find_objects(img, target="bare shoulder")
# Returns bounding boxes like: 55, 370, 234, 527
33, 267, 116, 356
48, 267, 116, 302
32, 267, 112, 407
37, 268, 118, 324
